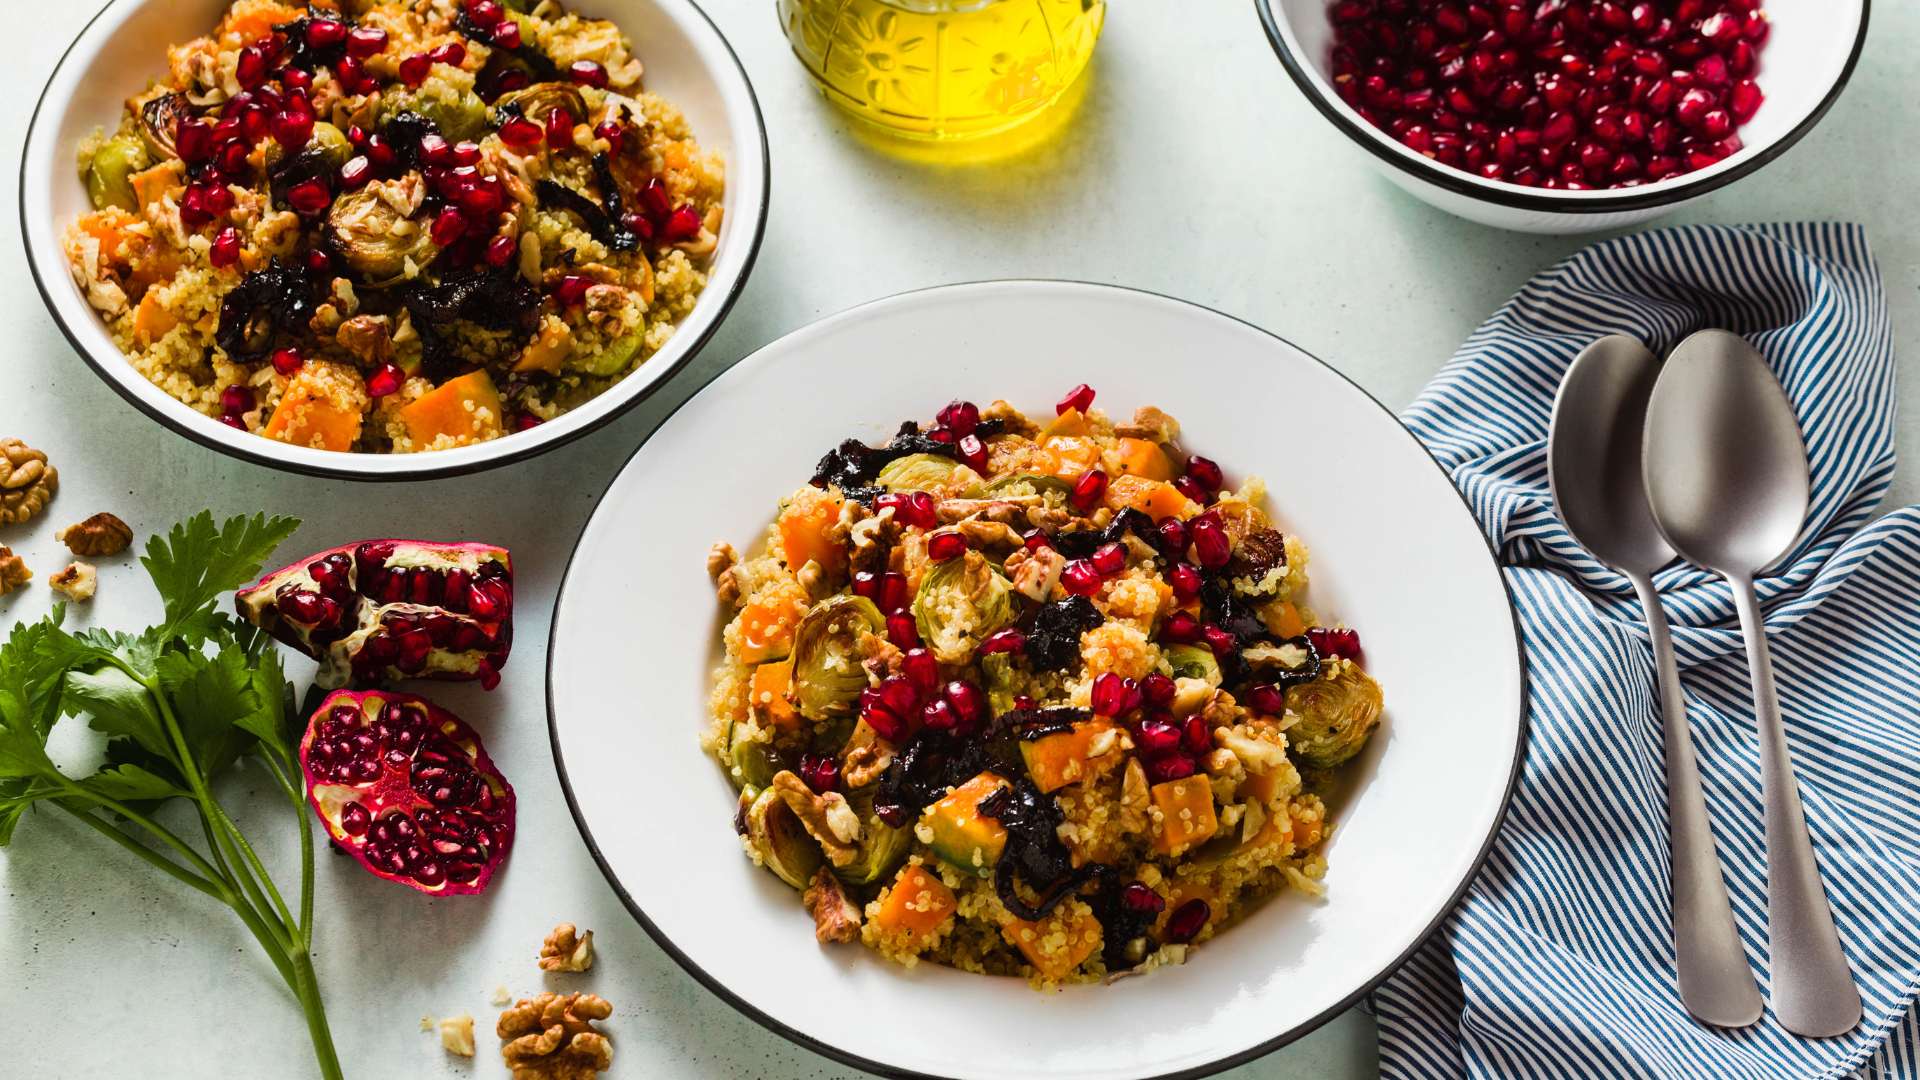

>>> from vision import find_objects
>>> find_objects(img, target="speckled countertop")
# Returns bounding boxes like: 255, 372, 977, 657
3, 1, 1914, 1077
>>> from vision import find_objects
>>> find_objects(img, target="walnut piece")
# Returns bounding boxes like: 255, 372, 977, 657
0, 440, 57, 527
771, 770, 860, 865
439, 1013, 476, 1057
49, 562, 96, 602
55, 512, 133, 556
0, 547, 28, 595
802, 866, 862, 944
706, 542, 740, 607
538, 923, 594, 973
497, 992, 613, 1080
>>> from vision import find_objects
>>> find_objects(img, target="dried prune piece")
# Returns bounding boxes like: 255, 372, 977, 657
216, 260, 322, 360
1024, 595, 1103, 671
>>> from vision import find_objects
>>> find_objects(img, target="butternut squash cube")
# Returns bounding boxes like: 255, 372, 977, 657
1150, 775, 1218, 856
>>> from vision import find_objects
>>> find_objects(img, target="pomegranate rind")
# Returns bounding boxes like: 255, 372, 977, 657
300, 688, 515, 896
236, 538, 512, 688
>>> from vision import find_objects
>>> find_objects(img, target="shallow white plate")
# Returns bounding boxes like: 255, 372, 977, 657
22, 0, 768, 480
548, 281, 1525, 1079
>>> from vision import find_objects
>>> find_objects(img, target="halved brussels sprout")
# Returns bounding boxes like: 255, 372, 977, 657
138, 92, 194, 161
1285, 663, 1384, 768
497, 82, 590, 126
326, 185, 440, 284
728, 721, 784, 790
960, 472, 1074, 500
876, 453, 962, 492
263, 121, 352, 174
980, 653, 1018, 717
791, 595, 885, 720
83, 134, 150, 211
746, 786, 824, 889
911, 551, 1016, 665
382, 90, 491, 142
832, 789, 912, 886
1164, 644, 1223, 687
578, 330, 642, 376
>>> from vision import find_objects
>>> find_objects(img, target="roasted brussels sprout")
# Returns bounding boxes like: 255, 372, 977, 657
876, 453, 963, 492
912, 551, 1016, 665
832, 789, 912, 886
980, 653, 1018, 717
138, 92, 194, 160
83, 134, 150, 211
1285, 663, 1383, 768
967, 473, 1074, 500
326, 185, 439, 284
791, 595, 885, 720
578, 330, 642, 376
1164, 644, 1222, 687
727, 721, 784, 790
497, 82, 590, 126
745, 786, 824, 889
262, 121, 352, 173
382, 90, 491, 143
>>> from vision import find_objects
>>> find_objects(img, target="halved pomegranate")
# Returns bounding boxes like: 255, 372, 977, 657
302, 689, 515, 895
236, 540, 513, 689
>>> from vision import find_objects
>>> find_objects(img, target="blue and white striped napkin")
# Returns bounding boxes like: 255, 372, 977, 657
1373, 223, 1920, 1079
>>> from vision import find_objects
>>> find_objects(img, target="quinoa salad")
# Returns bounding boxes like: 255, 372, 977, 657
64, 0, 724, 453
703, 386, 1386, 987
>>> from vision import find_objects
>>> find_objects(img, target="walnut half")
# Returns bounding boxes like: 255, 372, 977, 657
538, 923, 594, 973
497, 992, 613, 1080
56, 512, 133, 556
0, 440, 56, 527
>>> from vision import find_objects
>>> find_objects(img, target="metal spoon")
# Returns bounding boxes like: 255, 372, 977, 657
1548, 335, 1762, 1028
1642, 329, 1861, 1038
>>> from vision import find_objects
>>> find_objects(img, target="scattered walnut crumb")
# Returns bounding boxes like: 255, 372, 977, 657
0, 547, 28, 595
491, 985, 514, 1007
538, 923, 594, 973
0, 440, 57, 526
497, 992, 613, 1080
56, 512, 133, 556
439, 1013, 477, 1057
49, 562, 96, 602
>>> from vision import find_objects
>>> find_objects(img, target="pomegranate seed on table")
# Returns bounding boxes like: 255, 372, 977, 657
927, 531, 967, 562
1056, 383, 1095, 415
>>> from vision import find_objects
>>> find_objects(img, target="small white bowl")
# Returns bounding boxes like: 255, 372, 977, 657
1256, 0, 1869, 233
20, 0, 768, 480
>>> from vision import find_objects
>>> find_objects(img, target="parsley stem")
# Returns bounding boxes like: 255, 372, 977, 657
59, 806, 228, 902
209, 797, 299, 934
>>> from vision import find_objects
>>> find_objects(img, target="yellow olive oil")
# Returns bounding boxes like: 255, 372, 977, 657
779, 0, 1106, 140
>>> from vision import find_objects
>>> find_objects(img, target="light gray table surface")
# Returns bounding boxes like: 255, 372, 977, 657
3, 2, 1915, 1077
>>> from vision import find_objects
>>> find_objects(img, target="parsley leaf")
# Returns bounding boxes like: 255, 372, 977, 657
65, 667, 170, 762
140, 512, 300, 638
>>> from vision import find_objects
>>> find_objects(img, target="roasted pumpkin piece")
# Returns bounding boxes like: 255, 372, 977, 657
870, 863, 956, 946
1150, 775, 1218, 856
1002, 899, 1102, 981
924, 772, 1008, 877
397, 371, 504, 448
749, 661, 800, 730
263, 364, 366, 452
1106, 475, 1196, 521
1111, 437, 1176, 481
778, 490, 846, 576
733, 597, 804, 665
1019, 719, 1121, 793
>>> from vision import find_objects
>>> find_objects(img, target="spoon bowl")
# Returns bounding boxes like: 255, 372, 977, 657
1642, 331, 1811, 574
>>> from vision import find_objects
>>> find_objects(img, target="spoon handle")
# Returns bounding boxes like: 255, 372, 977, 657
1729, 575, 1862, 1036
1631, 574, 1762, 1027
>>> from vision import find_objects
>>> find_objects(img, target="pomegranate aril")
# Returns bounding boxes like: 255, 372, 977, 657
878, 571, 911, 613
1160, 612, 1200, 645
1091, 673, 1142, 718
937, 399, 980, 436
1308, 626, 1365, 662
1189, 513, 1231, 569
1182, 714, 1212, 755
943, 680, 987, 732
956, 433, 987, 473
430, 207, 467, 246
1201, 623, 1238, 659
466, 0, 505, 26
1119, 882, 1165, 915
1061, 560, 1103, 596
499, 115, 543, 150
1070, 469, 1108, 512
1172, 475, 1212, 506
1134, 717, 1182, 755
1163, 898, 1211, 943
799, 753, 839, 794
663, 205, 703, 242
885, 612, 919, 649
236, 46, 268, 88
979, 628, 1026, 656
1245, 683, 1287, 716
399, 53, 431, 87
902, 648, 939, 694
554, 274, 592, 307
209, 227, 242, 269
492, 20, 523, 48
367, 364, 404, 398
346, 26, 387, 57
1056, 383, 1095, 415
1090, 542, 1126, 578
286, 178, 331, 216
429, 41, 467, 67
1145, 754, 1197, 784
569, 60, 610, 87
270, 347, 304, 376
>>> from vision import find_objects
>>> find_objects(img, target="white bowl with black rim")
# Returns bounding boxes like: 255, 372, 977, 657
20, 0, 768, 480
547, 281, 1527, 1079
1255, 0, 1869, 234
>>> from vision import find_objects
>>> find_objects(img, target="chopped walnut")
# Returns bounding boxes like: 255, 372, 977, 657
1005, 546, 1065, 602
0, 440, 57, 526
841, 720, 895, 788
491, 985, 514, 1007
0, 547, 28, 595
954, 519, 1024, 552
796, 559, 831, 601
980, 399, 1039, 437
802, 866, 863, 944
706, 542, 740, 607
55, 512, 133, 556
1116, 406, 1181, 444
49, 562, 96, 602
439, 1014, 477, 1057
497, 992, 613, 1080
335, 314, 395, 366
847, 511, 899, 576
538, 924, 594, 973
771, 770, 861, 865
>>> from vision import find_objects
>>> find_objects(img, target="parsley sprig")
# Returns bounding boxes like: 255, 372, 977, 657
0, 513, 341, 1079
